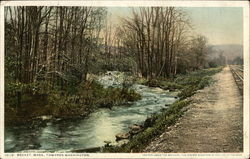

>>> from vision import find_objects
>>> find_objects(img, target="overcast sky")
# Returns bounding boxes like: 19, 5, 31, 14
107, 7, 243, 45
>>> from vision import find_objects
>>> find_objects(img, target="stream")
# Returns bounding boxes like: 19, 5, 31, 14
4, 72, 178, 153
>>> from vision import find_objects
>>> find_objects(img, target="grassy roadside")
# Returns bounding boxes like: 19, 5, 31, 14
103, 67, 223, 152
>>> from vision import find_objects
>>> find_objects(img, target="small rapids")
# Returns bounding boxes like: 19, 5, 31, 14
4, 72, 178, 153
97, 71, 128, 88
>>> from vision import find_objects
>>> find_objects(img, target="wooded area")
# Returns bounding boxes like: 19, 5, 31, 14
119, 7, 208, 78
5, 7, 106, 88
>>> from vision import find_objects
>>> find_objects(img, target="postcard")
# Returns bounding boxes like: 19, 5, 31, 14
0, 1, 249, 159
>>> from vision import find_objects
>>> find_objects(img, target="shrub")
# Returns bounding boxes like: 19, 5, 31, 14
197, 76, 212, 89
159, 81, 183, 91
146, 79, 161, 87
177, 86, 196, 100
136, 77, 148, 85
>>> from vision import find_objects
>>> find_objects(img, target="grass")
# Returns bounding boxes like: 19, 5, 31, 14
103, 66, 223, 152
175, 67, 223, 99
139, 67, 223, 99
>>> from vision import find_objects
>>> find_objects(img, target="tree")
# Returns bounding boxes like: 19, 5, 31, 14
120, 7, 192, 78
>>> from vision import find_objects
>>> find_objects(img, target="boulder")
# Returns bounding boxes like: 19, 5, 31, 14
144, 116, 157, 128
115, 133, 130, 141
130, 124, 142, 130
129, 124, 143, 135
129, 129, 143, 135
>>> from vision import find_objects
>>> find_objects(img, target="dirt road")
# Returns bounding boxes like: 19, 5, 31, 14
144, 66, 243, 152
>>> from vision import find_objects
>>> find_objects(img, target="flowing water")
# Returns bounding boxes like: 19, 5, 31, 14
4, 72, 178, 152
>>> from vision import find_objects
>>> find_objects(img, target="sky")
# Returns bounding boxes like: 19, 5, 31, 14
107, 7, 243, 45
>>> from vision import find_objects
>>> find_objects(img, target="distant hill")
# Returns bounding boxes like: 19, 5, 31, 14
207, 44, 243, 61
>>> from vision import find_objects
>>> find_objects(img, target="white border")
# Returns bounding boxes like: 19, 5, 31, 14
243, 2, 250, 158
0, 1, 249, 159
0, 1, 5, 159
0, 0, 249, 7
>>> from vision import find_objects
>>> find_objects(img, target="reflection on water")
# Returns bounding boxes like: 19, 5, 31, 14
5, 84, 177, 152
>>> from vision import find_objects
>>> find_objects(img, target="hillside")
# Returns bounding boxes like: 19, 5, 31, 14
208, 44, 243, 61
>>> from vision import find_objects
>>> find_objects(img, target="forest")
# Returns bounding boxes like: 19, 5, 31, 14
4, 6, 227, 124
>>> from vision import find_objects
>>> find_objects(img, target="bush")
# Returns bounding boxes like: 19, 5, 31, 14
178, 86, 196, 99
146, 79, 161, 87
197, 76, 212, 89
144, 78, 183, 91
136, 77, 148, 85
159, 81, 183, 91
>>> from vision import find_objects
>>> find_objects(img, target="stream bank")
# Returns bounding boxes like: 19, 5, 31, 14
5, 72, 177, 152
5, 72, 141, 127
103, 67, 223, 152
